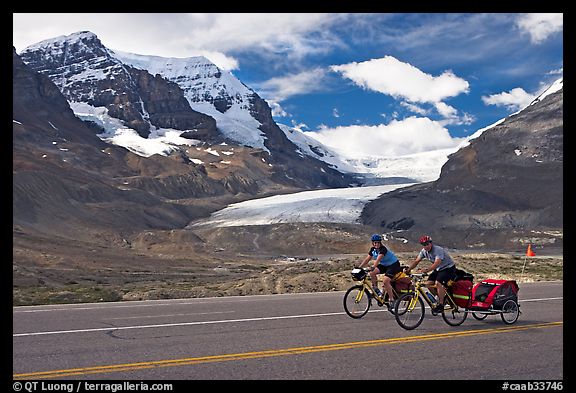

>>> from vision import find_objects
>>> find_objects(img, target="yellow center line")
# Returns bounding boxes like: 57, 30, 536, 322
13, 321, 562, 379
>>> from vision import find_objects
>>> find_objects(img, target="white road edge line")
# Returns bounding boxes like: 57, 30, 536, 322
13, 297, 562, 337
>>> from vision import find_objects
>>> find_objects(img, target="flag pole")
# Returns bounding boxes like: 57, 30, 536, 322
521, 254, 527, 275
522, 243, 535, 276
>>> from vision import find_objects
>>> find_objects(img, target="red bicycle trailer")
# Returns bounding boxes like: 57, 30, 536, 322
467, 279, 521, 324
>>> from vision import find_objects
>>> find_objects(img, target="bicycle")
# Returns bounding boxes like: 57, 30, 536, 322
343, 267, 411, 319
393, 272, 468, 330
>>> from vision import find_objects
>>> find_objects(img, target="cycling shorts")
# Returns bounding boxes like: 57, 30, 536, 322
428, 265, 456, 286
375, 261, 402, 278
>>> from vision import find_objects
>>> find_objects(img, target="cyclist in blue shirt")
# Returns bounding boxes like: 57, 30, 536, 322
356, 234, 402, 311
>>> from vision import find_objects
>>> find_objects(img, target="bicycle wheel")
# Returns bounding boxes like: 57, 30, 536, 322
441, 297, 468, 326
343, 285, 371, 318
500, 300, 520, 324
472, 312, 488, 320
394, 292, 425, 330
393, 291, 413, 316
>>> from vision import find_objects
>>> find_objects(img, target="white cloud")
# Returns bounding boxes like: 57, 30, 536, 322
516, 13, 563, 44
547, 67, 563, 75
304, 117, 463, 158
13, 13, 348, 62
434, 102, 458, 119
331, 56, 469, 104
481, 87, 536, 111
268, 101, 289, 117
256, 68, 328, 101
400, 102, 429, 116
197, 51, 239, 71
331, 56, 471, 124
291, 121, 309, 132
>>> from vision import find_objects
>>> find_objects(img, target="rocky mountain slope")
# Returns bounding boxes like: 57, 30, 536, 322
361, 83, 563, 252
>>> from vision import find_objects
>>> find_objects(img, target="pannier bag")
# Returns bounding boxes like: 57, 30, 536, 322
453, 268, 474, 282
448, 279, 473, 307
445, 268, 474, 307
392, 271, 414, 294
471, 279, 519, 310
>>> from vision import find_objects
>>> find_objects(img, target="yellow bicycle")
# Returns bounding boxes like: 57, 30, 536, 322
394, 272, 468, 330
343, 267, 412, 319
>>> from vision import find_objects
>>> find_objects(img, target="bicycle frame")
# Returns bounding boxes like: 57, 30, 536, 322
343, 268, 404, 319
354, 274, 395, 305
408, 273, 459, 310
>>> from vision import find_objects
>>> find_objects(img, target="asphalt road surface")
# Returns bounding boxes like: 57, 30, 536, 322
13, 281, 563, 382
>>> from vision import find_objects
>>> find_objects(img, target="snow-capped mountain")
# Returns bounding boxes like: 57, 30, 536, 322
19, 31, 218, 141
115, 51, 268, 152
19, 31, 353, 190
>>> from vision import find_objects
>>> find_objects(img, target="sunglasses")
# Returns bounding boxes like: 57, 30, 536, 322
420, 241, 431, 246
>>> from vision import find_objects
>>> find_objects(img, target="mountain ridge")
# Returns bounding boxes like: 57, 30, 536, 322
361, 83, 563, 251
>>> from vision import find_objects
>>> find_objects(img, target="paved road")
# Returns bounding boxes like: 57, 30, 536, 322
13, 281, 563, 381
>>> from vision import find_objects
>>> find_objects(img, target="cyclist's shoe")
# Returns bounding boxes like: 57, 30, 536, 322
432, 304, 444, 315
387, 299, 397, 314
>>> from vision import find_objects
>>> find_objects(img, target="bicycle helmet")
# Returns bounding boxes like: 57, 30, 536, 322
419, 235, 432, 244
371, 234, 382, 242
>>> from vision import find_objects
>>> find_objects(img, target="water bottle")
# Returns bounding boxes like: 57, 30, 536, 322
423, 287, 437, 305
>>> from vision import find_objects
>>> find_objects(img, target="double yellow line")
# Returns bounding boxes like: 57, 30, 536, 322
14, 321, 562, 379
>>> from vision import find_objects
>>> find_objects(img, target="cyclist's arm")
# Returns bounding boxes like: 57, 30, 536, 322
422, 257, 442, 273
373, 253, 384, 269
407, 255, 422, 271
357, 254, 371, 268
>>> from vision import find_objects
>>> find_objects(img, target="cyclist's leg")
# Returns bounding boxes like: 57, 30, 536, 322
436, 280, 447, 305
382, 262, 402, 301
426, 269, 438, 296
381, 274, 393, 301
369, 266, 381, 292
435, 266, 456, 306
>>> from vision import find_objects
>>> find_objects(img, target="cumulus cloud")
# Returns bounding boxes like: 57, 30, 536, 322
304, 117, 464, 158
481, 87, 536, 111
331, 56, 469, 104
330, 56, 471, 124
516, 13, 563, 44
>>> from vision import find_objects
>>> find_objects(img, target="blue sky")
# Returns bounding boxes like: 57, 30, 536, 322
13, 13, 563, 157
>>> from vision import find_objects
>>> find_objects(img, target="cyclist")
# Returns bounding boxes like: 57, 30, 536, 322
405, 235, 457, 314
356, 234, 402, 311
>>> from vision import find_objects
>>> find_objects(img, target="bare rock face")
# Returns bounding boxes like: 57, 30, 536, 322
361, 87, 563, 251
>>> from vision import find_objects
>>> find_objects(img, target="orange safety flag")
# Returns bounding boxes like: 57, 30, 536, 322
526, 244, 536, 257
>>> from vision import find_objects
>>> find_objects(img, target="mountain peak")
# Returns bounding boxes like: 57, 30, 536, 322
22, 30, 102, 53
529, 77, 563, 107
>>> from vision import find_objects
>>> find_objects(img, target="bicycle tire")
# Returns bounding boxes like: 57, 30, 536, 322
343, 285, 371, 318
500, 299, 520, 324
394, 292, 425, 330
441, 297, 468, 326
472, 312, 488, 320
